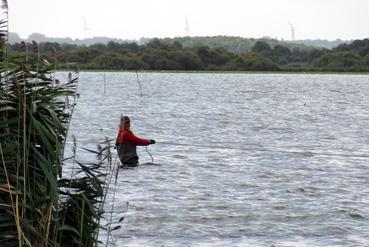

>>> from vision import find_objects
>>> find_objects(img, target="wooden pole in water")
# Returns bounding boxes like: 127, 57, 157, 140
136, 70, 143, 97
103, 63, 106, 94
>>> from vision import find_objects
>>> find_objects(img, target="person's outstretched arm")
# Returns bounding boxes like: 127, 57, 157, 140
125, 131, 152, 146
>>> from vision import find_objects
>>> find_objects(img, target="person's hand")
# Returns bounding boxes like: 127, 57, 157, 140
149, 139, 156, 144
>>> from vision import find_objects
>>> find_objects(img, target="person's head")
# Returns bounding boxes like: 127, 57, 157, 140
121, 115, 130, 129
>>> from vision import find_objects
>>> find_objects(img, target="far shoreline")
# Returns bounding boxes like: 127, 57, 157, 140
58, 69, 369, 75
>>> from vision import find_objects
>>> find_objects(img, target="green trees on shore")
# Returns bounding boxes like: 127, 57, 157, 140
313, 51, 367, 72
8, 37, 369, 72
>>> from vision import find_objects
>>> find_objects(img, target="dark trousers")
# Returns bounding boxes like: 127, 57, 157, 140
117, 144, 139, 167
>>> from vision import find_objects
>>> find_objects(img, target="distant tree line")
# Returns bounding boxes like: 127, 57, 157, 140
160, 36, 318, 54
9, 38, 369, 72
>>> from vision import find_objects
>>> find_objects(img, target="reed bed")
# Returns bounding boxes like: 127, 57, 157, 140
0, 2, 120, 246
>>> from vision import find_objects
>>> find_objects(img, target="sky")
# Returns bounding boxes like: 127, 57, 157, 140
7, 0, 369, 41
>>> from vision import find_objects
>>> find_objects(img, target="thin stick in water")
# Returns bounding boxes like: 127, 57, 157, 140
135, 70, 143, 97
103, 64, 106, 94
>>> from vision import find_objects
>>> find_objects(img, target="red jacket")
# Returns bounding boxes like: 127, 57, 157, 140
117, 126, 150, 146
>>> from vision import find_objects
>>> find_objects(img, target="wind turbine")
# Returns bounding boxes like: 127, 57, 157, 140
82, 17, 90, 38
185, 17, 190, 37
289, 22, 295, 41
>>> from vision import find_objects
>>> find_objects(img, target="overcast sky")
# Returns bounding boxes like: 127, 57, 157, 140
8, 0, 369, 41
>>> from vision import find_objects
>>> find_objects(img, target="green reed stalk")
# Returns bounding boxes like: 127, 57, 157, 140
1, 3, 114, 246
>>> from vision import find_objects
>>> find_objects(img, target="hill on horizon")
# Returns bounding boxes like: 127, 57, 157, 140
8, 32, 134, 46
9, 32, 351, 51
160, 36, 351, 54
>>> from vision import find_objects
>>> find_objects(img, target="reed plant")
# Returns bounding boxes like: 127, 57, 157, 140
0, 2, 117, 246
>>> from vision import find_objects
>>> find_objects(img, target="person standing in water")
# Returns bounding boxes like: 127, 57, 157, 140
116, 115, 155, 167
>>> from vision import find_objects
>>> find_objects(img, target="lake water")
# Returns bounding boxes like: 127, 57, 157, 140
63, 72, 369, 246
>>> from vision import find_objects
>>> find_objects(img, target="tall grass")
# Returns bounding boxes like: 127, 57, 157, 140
0, 3, 117, 246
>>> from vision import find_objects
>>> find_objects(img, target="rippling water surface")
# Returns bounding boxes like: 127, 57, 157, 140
64, 72, 369, 246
